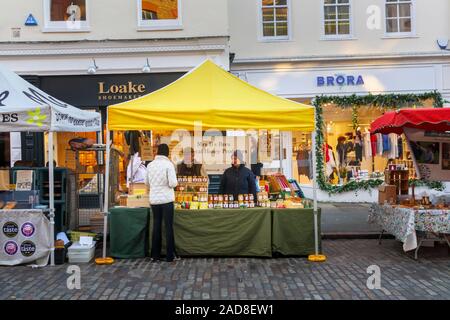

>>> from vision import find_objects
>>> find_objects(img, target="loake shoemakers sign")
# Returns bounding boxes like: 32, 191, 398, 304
39, 73, 184, 107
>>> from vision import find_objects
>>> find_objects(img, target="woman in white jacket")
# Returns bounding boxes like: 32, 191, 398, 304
145, 144, 179, 262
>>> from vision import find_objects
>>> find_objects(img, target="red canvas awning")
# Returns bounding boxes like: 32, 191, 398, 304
370, 108, 450, 135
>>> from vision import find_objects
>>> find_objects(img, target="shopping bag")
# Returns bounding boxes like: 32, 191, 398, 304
0, 169, 10, 191
139, 133, 153, 161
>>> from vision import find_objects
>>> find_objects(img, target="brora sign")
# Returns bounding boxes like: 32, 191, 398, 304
317, 75, 364, 87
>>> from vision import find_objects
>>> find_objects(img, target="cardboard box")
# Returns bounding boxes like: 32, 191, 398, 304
129, 183, 148, 195
378, 185, 397, 205
126, 194, 150, 208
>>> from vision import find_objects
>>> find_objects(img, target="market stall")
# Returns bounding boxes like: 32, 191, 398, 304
0, 64, 101, 266
368, 108, 450, 259
103, 59, 323, 260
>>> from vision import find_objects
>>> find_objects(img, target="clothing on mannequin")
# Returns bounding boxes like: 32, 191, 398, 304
363, 129, 372, 159
354, 131, 363, 162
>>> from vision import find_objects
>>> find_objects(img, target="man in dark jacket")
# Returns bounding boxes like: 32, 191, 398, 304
219, 150, 257, 200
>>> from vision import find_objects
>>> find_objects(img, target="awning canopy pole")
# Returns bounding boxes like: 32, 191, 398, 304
48, 131, 55, 266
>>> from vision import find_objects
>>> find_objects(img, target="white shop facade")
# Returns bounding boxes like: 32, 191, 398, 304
232, 57, 450, 202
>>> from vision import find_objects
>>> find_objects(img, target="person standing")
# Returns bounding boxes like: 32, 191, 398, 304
177, 147, 207, 177
219, 150, 256, 200
145, 144, 179, 262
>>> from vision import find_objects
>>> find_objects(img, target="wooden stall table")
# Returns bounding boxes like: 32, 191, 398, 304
271, 208, 321, 256
369, 203, 450, 259
149, 208, 272, 257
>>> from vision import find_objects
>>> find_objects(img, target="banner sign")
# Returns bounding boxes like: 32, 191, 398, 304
0, 64, 101, 132
0, 209, 51, 266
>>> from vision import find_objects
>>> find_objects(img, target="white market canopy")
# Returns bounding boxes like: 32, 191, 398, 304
0, 65, 101, 132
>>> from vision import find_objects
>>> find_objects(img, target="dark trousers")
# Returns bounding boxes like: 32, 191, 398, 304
150, 202, 175, 261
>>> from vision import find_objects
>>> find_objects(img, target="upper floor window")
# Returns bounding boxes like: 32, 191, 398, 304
43, 0, 90, 32
260, 0, 290, 40
323, 0, 351, 38
385, 0, 413, 34
138, 0, 182, 30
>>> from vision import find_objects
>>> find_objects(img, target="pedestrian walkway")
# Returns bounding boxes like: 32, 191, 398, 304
0, 240, 448, 300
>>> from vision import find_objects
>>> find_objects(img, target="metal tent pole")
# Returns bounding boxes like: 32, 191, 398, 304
312, 130, 319, 255
48, 131, 55, 266
102, 129, 111, 260
308, 105, 326, 262
94, 127, 114, 265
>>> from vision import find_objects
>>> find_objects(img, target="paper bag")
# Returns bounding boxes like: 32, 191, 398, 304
139, 134, 153, 161
0, 170, 10, 191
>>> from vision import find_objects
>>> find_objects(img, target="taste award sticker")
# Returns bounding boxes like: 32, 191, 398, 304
20, 240, 36, 257
3, 222, 19, 238
21, 222, 35, 238
4, 241, 18, 256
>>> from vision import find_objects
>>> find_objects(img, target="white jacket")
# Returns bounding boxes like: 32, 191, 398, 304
145, 155, 178, 205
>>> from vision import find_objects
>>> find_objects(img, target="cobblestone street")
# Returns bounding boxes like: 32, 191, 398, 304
1, 239, 449, 300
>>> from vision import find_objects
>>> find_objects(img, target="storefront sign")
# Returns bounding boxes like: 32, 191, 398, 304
317, 75, 365, 87
40, 73, 184, 107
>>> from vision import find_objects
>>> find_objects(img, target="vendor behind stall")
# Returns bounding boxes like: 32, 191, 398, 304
219, 150, 257, 200
177, 147, 207, 177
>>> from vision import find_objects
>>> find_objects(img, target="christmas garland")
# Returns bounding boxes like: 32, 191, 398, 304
409, 179, 445, 192
313, 91, 445, 195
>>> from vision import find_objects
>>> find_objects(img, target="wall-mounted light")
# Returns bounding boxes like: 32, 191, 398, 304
437, 37, 449, 50
87, 58, 98, 74
142, 58, 151, 73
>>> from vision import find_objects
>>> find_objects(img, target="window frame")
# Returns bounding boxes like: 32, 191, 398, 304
321, 0, 355, 40
137, 0, 183, 31
43, 0, 91, 33
384, 0, 416, 38
257, 0, 292, 42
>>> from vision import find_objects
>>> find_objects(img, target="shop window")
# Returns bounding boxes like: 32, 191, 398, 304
385, 0, 414, 35
43, 0, 90, 32
138, 0, 182, 30
260, 0, 290, 40
323, 0, 352, 38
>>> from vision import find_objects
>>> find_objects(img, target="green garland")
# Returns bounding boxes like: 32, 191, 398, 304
313, 91, 445, 195
409, 179, 445, 192
314, 91, 444, 109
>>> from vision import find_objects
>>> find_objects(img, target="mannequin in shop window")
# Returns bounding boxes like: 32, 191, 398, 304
354, 130, 363, 164
324, 144, 338, 184
296, 143, 311, 178
336, 136, 353, 168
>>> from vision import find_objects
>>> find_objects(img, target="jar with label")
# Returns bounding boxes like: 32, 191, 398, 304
249, 194, 254, 202
238, 194, 244, 202
244, 194, 249, 201
229, 195, 234, 202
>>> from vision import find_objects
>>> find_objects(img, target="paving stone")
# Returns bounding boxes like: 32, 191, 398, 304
1, 240, 448, 300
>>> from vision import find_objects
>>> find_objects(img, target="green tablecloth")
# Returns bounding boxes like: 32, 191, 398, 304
149, 208, 272, 257
109, 207, 321, 258
272, 208, 322, 256
109, 207, 150, 259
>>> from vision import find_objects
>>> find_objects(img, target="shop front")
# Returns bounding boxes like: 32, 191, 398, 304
233, 62, 450, 202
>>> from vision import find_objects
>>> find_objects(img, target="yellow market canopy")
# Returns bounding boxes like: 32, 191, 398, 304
108, 60, 314, 131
